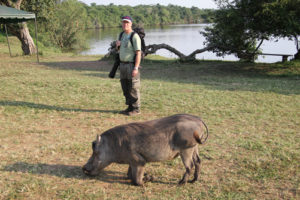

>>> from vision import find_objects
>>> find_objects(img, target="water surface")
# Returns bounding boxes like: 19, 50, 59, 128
81, 24, 297, 63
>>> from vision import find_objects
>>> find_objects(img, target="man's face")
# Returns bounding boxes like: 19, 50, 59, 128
122, 21, 132, 32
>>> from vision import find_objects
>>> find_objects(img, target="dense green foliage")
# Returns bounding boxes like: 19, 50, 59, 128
0, 31, 6, 42
20, 0, 88, 51
84, 3, 214, 28
45, 0, 88, 50
202, 0, 300, 61
201, 5, 260, 61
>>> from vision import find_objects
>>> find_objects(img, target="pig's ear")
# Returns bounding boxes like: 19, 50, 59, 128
96, 134, 101, 143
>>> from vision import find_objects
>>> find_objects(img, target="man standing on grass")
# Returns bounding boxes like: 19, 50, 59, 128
116, 16, 141, 116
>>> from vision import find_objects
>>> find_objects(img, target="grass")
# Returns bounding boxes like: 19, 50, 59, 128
0, 41, 299, 199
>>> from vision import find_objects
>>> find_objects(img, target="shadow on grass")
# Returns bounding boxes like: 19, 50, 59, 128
2, 162, 176, 186
41, 59, 299, 79
41, 59, 300, 95
0, 100, 119, 114
41, 60, 111, 72
2, 162, 131, 185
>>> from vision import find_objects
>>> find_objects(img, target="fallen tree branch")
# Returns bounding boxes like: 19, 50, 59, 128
106, 41, 213, 62
146, 43, 186, 58
146, 43, 213, 61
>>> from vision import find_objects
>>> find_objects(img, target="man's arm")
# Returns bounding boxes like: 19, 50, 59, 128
132, 50, 141, 77
135, 50, 141, 68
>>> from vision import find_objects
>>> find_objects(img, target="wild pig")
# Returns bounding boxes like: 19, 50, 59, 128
82, 114, 208, 186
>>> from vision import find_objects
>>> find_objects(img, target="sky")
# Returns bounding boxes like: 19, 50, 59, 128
79, 0, 217, 9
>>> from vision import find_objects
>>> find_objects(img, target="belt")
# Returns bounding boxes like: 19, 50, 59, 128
120, 61, 134, 64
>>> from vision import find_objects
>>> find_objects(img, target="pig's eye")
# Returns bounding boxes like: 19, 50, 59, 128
92, 141, 96, 150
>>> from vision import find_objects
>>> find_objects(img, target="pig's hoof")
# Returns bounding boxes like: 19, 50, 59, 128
188, 178, 197, 183
132, 181, 144, 186
143, 173, 154, 182
178, 179, 187, 185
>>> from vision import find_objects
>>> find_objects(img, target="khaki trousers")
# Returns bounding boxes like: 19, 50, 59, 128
119, 63, 141, 109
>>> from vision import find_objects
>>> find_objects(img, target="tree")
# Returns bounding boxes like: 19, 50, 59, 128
0, 0, 37, 55
254, 0, 300, 59
21, 0, 57, 48
47, 0, 88, 50
202, 0, 300, 61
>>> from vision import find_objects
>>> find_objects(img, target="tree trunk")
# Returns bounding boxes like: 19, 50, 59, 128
294, 36, 300, 60
7, 23, 36, 55
295, 49, 300, 60
1, 0, 36, 55
18, 23, 36, 55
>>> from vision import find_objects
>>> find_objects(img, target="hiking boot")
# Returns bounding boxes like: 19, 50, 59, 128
127, 109, 141, 116
119, 105, 133, 115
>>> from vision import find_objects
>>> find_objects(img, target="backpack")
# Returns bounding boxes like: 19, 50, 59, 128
119, 27, 146, 58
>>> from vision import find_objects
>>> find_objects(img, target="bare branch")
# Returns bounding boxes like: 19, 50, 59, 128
146, 43, 186, 59
15, 0, 23, 9
146, 43, 212, 61
0, 0, 12, 7
188, 46, 213, 58
0, 0, 22, 8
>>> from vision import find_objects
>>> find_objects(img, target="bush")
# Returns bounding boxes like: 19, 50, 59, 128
0, 29, 7, 43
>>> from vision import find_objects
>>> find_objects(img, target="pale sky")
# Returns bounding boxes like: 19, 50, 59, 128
80, 0, 217, 9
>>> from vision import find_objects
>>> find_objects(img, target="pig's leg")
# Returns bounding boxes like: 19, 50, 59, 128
190, 147, 201, 183
179, 148, 194, 185
127, 166, 132, 179
131, 165, 145, 186
128, 165, 152, 182
130, 152, 147, 186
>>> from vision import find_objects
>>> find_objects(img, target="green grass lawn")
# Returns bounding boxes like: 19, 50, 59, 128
0, 42, 299, 199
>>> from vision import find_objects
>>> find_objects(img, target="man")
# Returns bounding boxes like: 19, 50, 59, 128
116, 16, 141, 116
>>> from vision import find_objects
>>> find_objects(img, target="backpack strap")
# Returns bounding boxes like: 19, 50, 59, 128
129, 31, 136, 48
120, 31, 142, 54
119, 31, 135, 47
118, 31, 124, 40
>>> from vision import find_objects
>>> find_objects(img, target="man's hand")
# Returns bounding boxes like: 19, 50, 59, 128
132, 67, 138, 77
116, 40, 121, 49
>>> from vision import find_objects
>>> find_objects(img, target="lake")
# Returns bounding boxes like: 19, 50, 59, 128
81, 24, 297, 63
